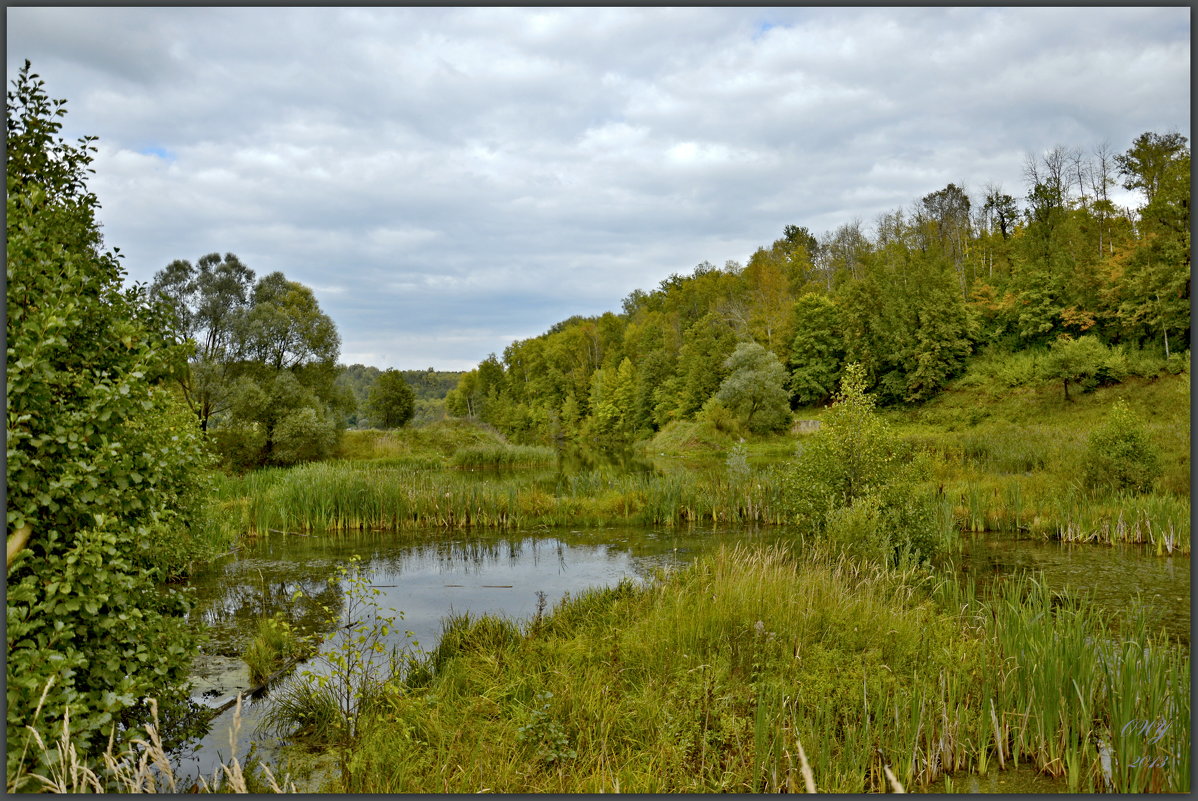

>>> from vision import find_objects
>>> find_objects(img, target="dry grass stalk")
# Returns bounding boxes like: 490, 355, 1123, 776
795, 736, 816, 793
10, 691, 297, 794
883, 764, 906, 793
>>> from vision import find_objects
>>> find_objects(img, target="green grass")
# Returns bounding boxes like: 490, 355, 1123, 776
450, 443, 557, 468
886, 364, 1190, 552
209, 461, 789, 536
334, 419, 513, 465
242, 615, 310, 685
282, 544, 1189, 793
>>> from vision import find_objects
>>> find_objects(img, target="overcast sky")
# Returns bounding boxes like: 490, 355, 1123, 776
7, 7, 1190, 370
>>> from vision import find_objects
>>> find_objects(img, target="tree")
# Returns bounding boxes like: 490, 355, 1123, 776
150, 252, 255, 430
788, 293, 845, 407
781, 364, 940, 561
1116, 131, 1189, 207
238, 271, 340, 371
714, 342, 791, 434
6, 62, 210, 781
919, 182, 973, 298
1041, 335, 1110, 401
366, 369, 416, 429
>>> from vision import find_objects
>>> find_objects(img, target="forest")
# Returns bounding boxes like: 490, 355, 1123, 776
445, 134, 1188, 443
5, 59, 1190, 794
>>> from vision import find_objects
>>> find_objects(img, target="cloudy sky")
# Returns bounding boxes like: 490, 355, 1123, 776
7, 7, 1190, 370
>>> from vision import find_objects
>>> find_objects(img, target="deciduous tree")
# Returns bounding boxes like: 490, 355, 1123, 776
6, 62, 209, 781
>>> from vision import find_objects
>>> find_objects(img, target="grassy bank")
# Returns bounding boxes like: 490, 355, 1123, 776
284, 545, 1188, 793
209, 461, 786, 536
206, 367, 1189, 554
889, 370, 1190, 553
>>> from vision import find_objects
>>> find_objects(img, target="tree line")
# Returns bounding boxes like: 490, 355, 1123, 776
447, 132, 1190, 442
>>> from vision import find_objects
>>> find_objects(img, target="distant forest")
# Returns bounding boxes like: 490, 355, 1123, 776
440, 132, 1190, 443
337, 365, 463, 427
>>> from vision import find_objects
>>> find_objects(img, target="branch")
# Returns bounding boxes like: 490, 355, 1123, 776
7, 524, 32, 571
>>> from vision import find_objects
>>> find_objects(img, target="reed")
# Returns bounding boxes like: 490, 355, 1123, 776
450, 443, 557, 468
209, 461, 795, 537
312, 545, 1189, 793
7, 694, 296, 794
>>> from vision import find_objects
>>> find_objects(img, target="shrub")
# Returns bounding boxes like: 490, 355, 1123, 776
1041, 335, 1111, 401
210, 425, 269, 471
6, 62, 209, 779
272, 407, 339, 465
1083, 400, 1161, 494
780, 364, 944, 561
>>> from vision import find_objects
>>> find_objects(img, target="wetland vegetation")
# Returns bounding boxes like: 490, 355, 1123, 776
7, 61, 1189, 794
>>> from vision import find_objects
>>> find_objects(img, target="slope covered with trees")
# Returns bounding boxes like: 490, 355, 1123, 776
447, 134, 1189, 444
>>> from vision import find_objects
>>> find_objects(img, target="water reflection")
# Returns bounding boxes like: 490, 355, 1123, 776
172, 525, 1188, 787
952, 533, 1190, 644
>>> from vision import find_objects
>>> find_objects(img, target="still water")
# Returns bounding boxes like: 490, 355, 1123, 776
171, 525, 1189, 789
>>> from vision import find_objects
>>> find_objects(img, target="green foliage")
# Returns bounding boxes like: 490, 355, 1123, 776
242, 613, 310, 685
781, 364, 943, 560
152, 256, 348, 467
263, 555, 406, 774
6, 61, 209, 779
715, 342, 791, 434
1041, 335, 1112, 400
787, 293, 844, 406
272, 406, 340, 465
149, 252, 255, 431
1083, 400, 1161, 494
366, 368, 416, 429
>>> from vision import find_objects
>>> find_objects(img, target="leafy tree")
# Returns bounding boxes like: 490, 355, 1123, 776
366, 369, 416, 429
714, 342, 791, 434
673, 311, 738, 417
1083, 400, 1161, 494
1115, 131, 1189, 206
780, 364, 940, 561
238, 271, 340, 370
788, 293, 844, 406
150, 252, 255, 431
1041, 335, 1110, 401
6, 62, 210, 781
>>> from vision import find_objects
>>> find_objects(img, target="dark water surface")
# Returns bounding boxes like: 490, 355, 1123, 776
172, 525, 1189, 790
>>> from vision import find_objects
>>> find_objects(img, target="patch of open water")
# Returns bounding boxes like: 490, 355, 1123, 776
170, 525, 1189, 791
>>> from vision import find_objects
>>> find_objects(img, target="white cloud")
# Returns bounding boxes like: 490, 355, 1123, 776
7, 6, 1190, 369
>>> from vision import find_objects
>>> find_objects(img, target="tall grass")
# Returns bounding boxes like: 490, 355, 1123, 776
306, 545, 1188, 793
7, 693, 295, 794
209, 461, 791, 536
937, 570, 1190, 793
450, 443, 556, 468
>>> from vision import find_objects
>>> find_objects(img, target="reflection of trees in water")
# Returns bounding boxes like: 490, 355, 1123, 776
187, 566, 344, 656
185, 528, 777, 656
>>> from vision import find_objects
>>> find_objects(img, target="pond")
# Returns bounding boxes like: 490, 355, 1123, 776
169, 524, 1189, 790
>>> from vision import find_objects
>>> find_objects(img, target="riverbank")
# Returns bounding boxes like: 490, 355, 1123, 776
282, 543, 1186, 793
204, 367, 1190, 555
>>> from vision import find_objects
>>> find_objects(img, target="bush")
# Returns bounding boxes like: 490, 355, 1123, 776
1083, 400, 1161, 494
272, 407, 340, 465
210, 425, 270, 471
780, 364, 944, 562
6, 62, 208, 780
